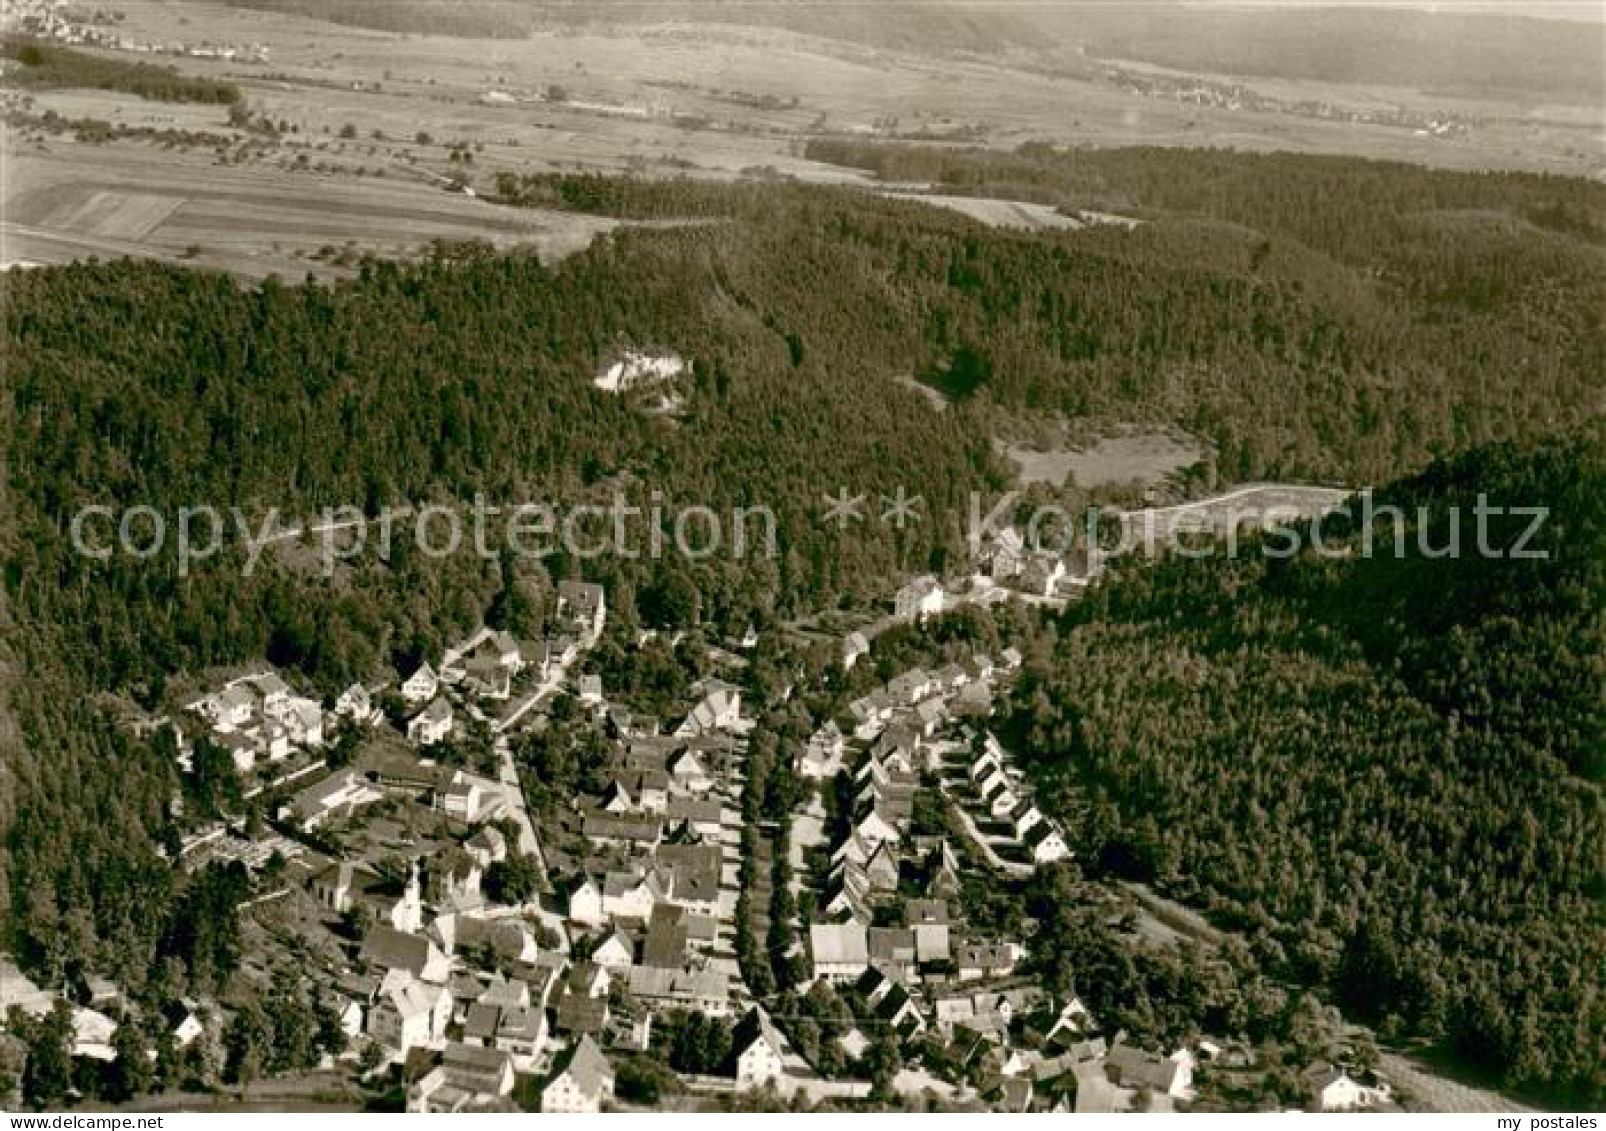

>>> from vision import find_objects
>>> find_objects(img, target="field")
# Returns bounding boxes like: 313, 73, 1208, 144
1003, 431, 1206, 490
882, 191, 1082, 230
2, 141, 623, 279
3, 0, 1600, 281
1121, 483, 1356, 543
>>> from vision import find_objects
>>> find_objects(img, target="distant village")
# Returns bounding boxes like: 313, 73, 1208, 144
1, 0, 269, 63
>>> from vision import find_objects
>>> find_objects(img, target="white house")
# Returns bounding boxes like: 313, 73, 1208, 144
592, 931, 636, 970
1025, 819, 1072, 864
402, 662, 439, 703
408, 697, 454, 746
567, 876, 606, 928
732, 1006, 789, 1091
336, 683, 373, 720
676, 683, 742, 737
1309, 1064, 1376, 1111
368, 970, 452, 1056
542, 1034, 615, 1113
435, 769, 504, 824
809, 922, 869, 982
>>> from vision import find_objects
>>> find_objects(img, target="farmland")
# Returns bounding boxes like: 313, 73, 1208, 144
2, 142, 624, 279
4, 0, 1601, 281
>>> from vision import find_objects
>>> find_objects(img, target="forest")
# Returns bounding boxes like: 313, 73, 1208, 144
0, 37, 242, 103
1005, 435, 1604, 1104
1, 149, 1600, 1103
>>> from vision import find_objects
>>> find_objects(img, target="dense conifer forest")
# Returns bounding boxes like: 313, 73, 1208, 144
1, 148, 1600, 1101
1006, 436, 1604, 1103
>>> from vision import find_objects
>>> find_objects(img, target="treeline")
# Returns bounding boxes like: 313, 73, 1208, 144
2, 37, 241, 103
1005, 434, 1604, 1103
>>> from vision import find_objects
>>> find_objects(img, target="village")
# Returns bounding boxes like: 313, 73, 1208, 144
0, 520, 1396, 1114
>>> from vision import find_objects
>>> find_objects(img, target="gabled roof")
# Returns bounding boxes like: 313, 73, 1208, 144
361, 924, 439, 975
551, 1034, 613, 1096
731, 1004, 788, 1062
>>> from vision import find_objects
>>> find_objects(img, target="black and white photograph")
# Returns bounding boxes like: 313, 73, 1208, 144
0, 0, 1600, 1119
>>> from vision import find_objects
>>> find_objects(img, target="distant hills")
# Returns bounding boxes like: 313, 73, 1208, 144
221, 0, 1605, 104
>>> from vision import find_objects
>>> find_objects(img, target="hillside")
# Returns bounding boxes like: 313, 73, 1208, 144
1006, 434, 1604, 1104
1, 153, 1601, 1099
217, 0, 1606, 105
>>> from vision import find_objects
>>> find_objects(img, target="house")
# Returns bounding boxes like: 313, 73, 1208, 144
402, 663, 439, 703
799, 721, 845, 780
285, 769, 381, 831
336, 683, 373, 720
271, 696, 326, 747
854, 806, 901, 847
435, 769, 505, 825
1306, 1063, 1378, 1111
1025, 819, 1072, 864
494, 1007, 547, 1068
592, 930, 636, 970
886, 669, 932, 705
822, 865, 873, 926
731, 1005, 790, 1091
665, 795, 722, 839
602, 869, 668, 922
676, 683, 742, 737
541, 1034, 614, 1113
439, 1041, 516, 1103
164, 1000, 205, 1050
555, 990, 611, 1038
906, 899, 952, 964
641, 904, 691, 969
1106, 1041, 1194, 1100
623, 769, 670, 813
894, 575, 944, 622
198, 684, 256, 731
600, 779, 635, 814
462, 656, 512, 700
955, 941, 1022, 982
567, 875, 606, 928
583, 812, 662, 849
863, 840, 900, 891
667, 749, 712, 793
578, 674, 604, 705
556, 580, 607, 641
626, 966, 731, 1016
431, 916, 537, 964
368, 970, 453, 1055
842, 631, 870, 671
465, 826, 508, 868
361, 924, 451, 983
810, 922, 869, 981
868, 927, 918, 979
985, 526, 1026, 581
656, 843, 723, 916
408, 697, 454, 746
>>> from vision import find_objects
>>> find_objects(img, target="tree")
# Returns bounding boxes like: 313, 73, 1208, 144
18, 1000, 74, 1109
108, 1022, 154, 1101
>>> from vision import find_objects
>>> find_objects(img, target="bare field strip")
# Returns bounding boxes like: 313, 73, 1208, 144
883, 192, 1084, 231
46, 190, 188, 241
